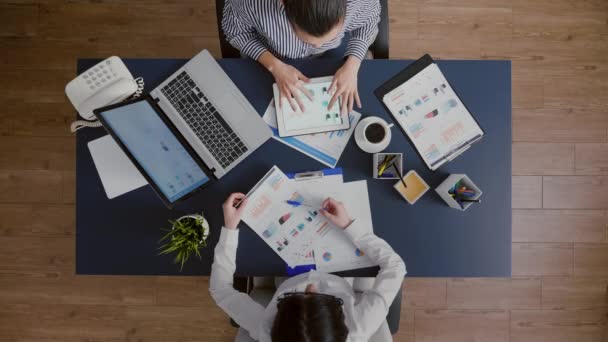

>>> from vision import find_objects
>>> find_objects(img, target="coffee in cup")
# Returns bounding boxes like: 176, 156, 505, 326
365, 123, 387, 143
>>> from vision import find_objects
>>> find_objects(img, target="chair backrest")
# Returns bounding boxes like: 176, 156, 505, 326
371, 0, 389, 59
215, 0, 389, 59
215, 0, 242, 58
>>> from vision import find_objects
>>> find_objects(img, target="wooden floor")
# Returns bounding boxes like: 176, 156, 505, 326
0, 0, 607, 341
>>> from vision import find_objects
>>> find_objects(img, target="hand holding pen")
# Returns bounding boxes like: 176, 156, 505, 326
286, 197, 353, 229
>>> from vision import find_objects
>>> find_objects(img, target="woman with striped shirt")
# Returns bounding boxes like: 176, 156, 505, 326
222, 0, 381, 116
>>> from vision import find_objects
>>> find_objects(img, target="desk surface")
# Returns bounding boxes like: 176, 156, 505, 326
76, 57, 511, 277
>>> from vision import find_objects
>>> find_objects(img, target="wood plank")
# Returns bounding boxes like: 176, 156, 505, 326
127, 36, 221, 59
0, 170, 62, 203
446, 278, 541, 309
0, 274, 157, 306
0, 237, 73, 275
155, 276, 214, 307
38, 2, 134, 39
543, 73, 608, 111
0, 36, 131, 71
2, 103, 75, 137
0, 136, 74, 171
512, 73, 544, 109
394, 306, 415, 342
511, 35, 608, 77
543, 176, 608, 209
0, 204, 74, 237
512, 176, 543, 209
61, 171, 75, 204
576, 143, 608, 175
512, 243, 573, 276
511, 309, 607, 342
127, 2, 218, 38
542, 277, 608, 309
388, 0, 418, 41
0, 3, 39, 38
512, 142, 575, 175
513, 0, 608, 40
574, 244, 608, 276
417, 6, 512, 42
415, 309, 509, 342
0, 303, 128, 340
512, 210, 607, 243
403, 278, 447, 308
0, 69, 72, 104
513, 108, 608, 143
125, 305, 235, 342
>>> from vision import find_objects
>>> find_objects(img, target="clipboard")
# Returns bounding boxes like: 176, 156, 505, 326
284, 168, 343, 276
374, 54, 485, 171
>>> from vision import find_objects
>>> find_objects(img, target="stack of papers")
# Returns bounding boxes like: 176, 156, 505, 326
263, 100, 361, 168
241, 165, 376, 272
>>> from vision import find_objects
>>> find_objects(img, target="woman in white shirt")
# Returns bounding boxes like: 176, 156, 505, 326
210, 192, 406, 341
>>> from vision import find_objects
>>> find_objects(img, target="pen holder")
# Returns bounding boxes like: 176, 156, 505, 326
435, 174, 483, 211
373, 153, 403, 179
393, 170, 430, 205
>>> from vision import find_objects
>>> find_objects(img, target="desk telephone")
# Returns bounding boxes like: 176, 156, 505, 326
66, 56, 144, 132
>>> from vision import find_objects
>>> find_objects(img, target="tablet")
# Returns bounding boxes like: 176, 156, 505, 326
273, 76, 350, 137
94, 98, 213, 208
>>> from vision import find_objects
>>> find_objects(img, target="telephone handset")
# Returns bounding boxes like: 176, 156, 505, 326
65, 56, 144, 132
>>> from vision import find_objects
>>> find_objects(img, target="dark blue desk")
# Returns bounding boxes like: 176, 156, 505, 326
76, 58, 511, 277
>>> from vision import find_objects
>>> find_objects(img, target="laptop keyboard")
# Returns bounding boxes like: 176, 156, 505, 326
160, 71, 248, 169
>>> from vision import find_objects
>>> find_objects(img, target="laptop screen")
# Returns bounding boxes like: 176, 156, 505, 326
98, 100, 210, 203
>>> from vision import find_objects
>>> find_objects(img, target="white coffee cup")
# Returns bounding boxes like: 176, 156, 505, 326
354, 116, 394, 153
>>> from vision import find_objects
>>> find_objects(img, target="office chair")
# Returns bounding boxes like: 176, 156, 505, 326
214, 0, 390, 59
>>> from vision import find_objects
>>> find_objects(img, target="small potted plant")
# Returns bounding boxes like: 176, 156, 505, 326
158, 213, 210, 271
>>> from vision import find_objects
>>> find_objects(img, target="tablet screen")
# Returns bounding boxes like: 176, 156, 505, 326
99, 100, 210, 203
280, 81, 342, 132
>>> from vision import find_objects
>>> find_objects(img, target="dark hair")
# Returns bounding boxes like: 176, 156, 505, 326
284, 0, 347, 37
271, 293, 348, 342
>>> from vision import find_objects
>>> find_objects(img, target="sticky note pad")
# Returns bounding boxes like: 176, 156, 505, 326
394, 170, 429, 205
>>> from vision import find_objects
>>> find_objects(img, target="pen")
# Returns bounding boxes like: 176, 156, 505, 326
459, 198, 481, 203
391, 161, 407, 188
378, 155, 396, 176
286, 200, 327, 211
286, 200, 314, 208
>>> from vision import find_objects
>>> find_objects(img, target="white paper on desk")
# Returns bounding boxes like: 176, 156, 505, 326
289, 171, 344, 266
311, 181, 376, 273
88, 135, 148, 199
263, 99, 361, 168
241, 166, 332, 267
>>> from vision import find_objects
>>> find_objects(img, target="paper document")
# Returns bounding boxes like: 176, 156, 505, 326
311, 181, 376, 273
263, 99, 361, 168
88, 135, 147, 199
241, 166, 332, 267
287, 169, 344, 266
383, 63, 483, 169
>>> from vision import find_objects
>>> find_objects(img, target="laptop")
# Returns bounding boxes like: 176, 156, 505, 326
93, 49, 272, 208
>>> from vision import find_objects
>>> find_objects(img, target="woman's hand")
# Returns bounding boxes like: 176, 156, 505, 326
320, 197, 353, 229
260, 52, 313, 112
328, 56, 362, 116
271, 62, 314, 112
222, 192, 248, 230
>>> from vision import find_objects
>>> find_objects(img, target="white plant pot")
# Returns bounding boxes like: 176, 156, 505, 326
175, 214, 210, 244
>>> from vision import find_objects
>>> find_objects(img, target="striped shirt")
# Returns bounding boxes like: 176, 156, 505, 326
222, 0, 380, 61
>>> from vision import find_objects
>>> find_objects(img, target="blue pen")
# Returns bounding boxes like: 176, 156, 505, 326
286, 200, 313, 207
286, 200, 326, 211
